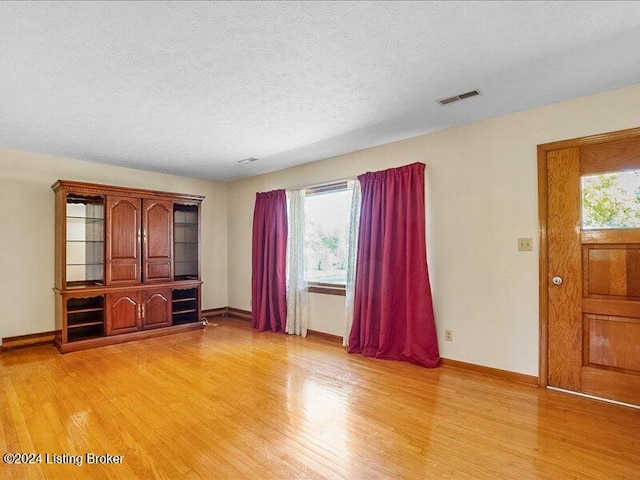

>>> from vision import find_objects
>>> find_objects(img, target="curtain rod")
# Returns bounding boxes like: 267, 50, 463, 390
285, 176, 356, 193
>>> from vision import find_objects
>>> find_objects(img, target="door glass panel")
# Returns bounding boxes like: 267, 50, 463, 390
581, 170, 640, 229
173, 204, 199, 280
66, 194, 104, 285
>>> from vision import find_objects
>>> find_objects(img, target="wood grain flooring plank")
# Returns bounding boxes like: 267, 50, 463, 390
0, 319, 639, 479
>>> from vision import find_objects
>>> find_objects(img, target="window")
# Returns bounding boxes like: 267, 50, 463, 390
304, 182, 352, 293
582, 170, 640, 229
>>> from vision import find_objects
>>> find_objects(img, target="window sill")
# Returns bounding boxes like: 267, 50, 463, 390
307, 284, 346, 296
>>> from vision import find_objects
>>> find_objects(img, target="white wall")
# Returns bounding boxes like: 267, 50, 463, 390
227, 82, 640, 376
308, 293, 345, 338
0, 149, 228, 342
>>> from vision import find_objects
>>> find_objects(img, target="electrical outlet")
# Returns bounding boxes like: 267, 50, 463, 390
444, 329, 453, 342
518, 238, 533, 251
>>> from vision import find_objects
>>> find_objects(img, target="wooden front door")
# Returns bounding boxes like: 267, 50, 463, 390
106, 196, 142, 285
142, 199, 173, 282
542, 132, 640, 405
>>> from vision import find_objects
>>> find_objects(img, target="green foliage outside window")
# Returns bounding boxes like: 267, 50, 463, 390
582, 170, 640, 229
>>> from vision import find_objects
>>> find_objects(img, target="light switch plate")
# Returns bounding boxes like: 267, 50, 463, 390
518, 238, 533, 251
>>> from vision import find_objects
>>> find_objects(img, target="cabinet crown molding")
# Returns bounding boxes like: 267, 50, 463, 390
51, 179, 205, 202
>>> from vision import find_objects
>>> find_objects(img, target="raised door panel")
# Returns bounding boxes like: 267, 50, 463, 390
106, 292, 141, 335
106, 196, 142, 285
584, 246, 640, 297
143, 199, 173, 282
142, 289, 172, 329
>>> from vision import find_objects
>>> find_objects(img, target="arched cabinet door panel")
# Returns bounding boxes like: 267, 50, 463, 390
106, 196, 142, 285
106, 292, 141, 335
143, 199, 173, 282
142, 289, 172, 329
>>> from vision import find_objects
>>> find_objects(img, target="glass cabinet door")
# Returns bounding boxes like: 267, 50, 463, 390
66, 194, 104, 287
173, 204, 199, 280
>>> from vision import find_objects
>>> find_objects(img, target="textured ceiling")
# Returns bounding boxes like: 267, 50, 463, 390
2, 1, 640, 182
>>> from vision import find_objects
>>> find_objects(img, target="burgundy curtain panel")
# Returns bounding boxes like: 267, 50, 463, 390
348, 162, 440, 367
251, 189, 288, 332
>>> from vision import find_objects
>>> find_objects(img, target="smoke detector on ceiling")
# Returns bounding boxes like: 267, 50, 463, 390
238, 157, 259, 164
437, 89, 481, 106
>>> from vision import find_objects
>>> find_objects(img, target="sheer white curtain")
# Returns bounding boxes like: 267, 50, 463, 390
286, 189, 308, 336
343, 179, 361, 346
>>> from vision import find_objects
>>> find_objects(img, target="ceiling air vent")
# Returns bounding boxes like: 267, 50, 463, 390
437, 89, 481, 106
238, 157, 259, 164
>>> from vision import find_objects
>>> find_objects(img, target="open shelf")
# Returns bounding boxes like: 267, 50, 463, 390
67, 328, 103, 343
172, 287, 199, 325
172, 288, 197, 300
66, 281, 104, 288
68, 321, 104, 329
66, 295, 105, 342
66, 216, 104, 222
68, 296, 104, 310
172, 312, 199, 325
67, 307, 103, 314
174, 275, 199, 281
68, 310, 104, 325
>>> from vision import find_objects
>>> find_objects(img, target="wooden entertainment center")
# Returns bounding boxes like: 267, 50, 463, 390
52, 180, 204, 353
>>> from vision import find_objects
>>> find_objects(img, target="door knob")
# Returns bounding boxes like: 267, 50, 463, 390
552, 276, 563, 285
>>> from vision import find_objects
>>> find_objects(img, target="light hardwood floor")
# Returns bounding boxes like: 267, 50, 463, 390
1, 318, 639, 479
